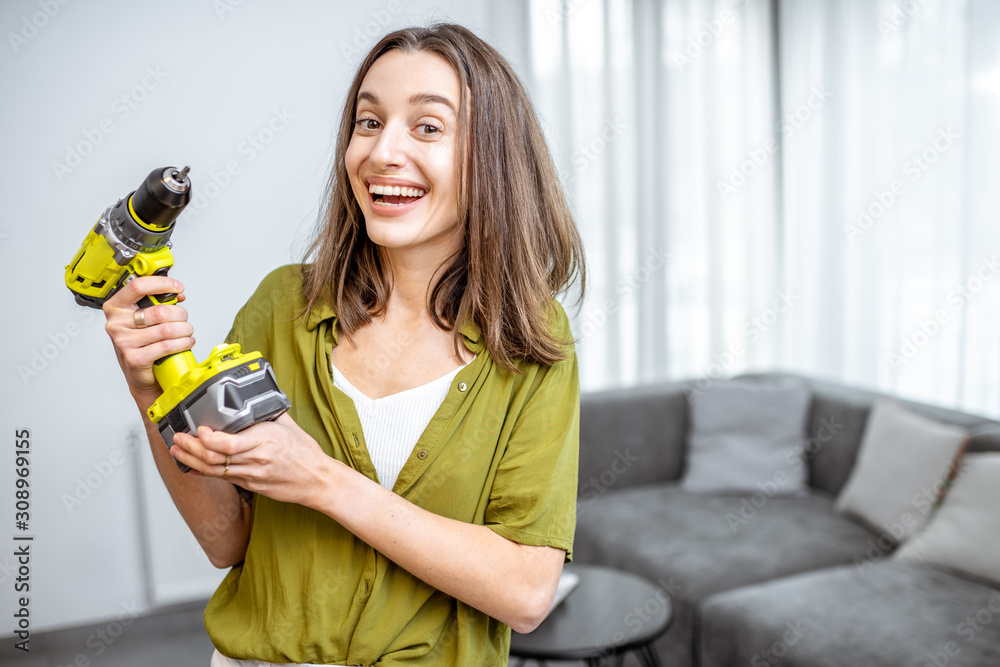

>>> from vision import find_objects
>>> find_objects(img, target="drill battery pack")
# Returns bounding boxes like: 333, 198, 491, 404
148, 343, 291, 472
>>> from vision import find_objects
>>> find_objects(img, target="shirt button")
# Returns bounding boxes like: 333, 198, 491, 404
417, 449, 428, 460
458, 382, 468, 392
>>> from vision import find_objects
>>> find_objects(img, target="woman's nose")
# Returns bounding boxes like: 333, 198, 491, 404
369, 123, 407, 169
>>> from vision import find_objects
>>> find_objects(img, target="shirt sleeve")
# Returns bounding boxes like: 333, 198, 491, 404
484, 304, 580, 562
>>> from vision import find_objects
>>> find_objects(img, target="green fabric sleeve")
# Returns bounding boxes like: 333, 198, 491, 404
484, 303, 580, 562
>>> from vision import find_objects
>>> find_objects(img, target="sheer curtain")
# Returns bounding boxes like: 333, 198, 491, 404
526, 0, 781, 391
521, 0, 1000, 417
778, 0, 1000, 417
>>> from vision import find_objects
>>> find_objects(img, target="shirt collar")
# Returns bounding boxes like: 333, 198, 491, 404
460, 317, 483, 352
306, 300, 483, 352
305, 299, 338, 333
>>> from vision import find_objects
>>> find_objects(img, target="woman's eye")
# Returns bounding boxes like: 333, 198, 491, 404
354, 118, 381, 131
418, 123, 440, 136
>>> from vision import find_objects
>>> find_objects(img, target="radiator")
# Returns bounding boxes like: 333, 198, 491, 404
134, 428, 228, 606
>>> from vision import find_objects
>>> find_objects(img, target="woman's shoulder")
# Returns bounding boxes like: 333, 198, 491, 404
546, 298, 572, 333
255, 263, 307, 295
504, 298, 576, 377
235, 264, 309, 324
248, 264, 308, 306
543, 298, 575, 354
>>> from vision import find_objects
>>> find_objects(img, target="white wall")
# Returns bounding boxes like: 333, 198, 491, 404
0, 0, 528, 635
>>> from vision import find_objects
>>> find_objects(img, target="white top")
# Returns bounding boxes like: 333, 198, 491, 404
211, 649, 336, 667
332, 361, 468, 491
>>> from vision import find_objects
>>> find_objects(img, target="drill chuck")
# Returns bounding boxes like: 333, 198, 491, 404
131, 166, 191, 229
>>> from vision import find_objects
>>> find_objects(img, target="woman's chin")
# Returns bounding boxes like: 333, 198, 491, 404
364, 219, 462, 257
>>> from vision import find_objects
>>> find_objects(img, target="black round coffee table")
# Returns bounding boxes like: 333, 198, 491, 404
510, 564, 673, 667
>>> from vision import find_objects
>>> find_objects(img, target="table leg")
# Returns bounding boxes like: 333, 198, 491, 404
637, 643, 664, 667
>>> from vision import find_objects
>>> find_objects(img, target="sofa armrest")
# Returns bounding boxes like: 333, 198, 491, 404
578, 381, 689, 499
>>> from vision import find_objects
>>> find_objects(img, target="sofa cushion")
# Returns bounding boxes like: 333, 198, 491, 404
895, 453, 1000, 586
680, 378, 811, 496
574, 484, 876, 604
700, 561, 1000, 667
574, 484, 878, 667
835, 399, 968, 543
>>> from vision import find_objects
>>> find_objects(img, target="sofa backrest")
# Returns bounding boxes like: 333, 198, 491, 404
578, 373, 1000, 498
578, 381, 689, 493
738, 372, 1000, 495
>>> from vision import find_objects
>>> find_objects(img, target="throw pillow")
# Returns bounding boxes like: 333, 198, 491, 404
680, 378, 811, 496
894, 453, 1000, 586
834, 399, 967, 543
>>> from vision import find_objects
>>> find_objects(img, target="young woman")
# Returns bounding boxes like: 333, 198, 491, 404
102, 23, 586, 666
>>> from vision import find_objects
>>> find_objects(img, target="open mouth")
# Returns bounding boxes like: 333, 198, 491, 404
369, 183, 426, 207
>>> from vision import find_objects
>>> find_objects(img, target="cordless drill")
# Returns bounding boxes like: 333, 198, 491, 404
65, 166, 291, 471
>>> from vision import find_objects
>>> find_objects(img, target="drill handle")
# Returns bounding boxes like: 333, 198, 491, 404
137, 292, 179, 308
134, 265, 192, 377
135, 267, 179, 308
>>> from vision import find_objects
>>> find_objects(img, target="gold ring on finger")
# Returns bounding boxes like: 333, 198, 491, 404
134, 309, 148, 329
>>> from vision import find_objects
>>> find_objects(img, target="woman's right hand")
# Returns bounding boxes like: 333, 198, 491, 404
104, 276, 253, 566
102, 276, 196, 410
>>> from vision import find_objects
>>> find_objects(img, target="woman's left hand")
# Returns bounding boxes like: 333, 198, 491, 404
170, 414, 330, 507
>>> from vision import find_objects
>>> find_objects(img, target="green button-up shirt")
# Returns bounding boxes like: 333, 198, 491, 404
204, 265, 579, 666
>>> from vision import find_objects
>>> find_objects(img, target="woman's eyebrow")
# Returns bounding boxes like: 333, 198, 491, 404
357, 90, 456, 115
408, 93, 457, 115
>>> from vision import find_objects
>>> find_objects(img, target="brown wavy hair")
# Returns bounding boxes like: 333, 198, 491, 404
301, 23, 585, 373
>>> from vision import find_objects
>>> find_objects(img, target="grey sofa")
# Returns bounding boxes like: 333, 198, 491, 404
573, 372, 1000, 666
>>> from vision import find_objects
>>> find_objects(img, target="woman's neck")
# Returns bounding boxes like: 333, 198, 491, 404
380, 242, 460, 322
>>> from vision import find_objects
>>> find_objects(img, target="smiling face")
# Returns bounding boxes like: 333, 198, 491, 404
345, 49, 465, 265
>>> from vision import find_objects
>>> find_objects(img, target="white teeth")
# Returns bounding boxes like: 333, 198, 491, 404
368, 183, 426, 198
